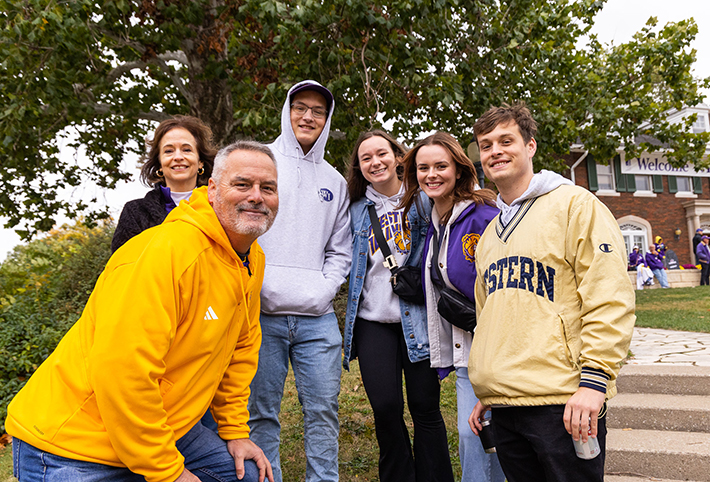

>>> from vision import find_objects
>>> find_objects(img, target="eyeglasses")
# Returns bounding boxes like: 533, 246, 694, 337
291, 103, 327, 119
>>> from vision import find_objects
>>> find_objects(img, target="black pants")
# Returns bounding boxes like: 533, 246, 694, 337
491, 405, 606, 482
701, 262, 710, 285
354, 318, 454, 482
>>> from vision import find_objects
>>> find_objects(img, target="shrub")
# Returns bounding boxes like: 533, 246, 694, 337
0, 221, 114, 431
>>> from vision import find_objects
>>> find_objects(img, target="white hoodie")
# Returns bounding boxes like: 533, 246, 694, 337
496, 169, 573, 225
258, 80, 351, 316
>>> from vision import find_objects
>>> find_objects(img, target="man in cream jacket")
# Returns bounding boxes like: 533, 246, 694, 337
468, 104, 635, 482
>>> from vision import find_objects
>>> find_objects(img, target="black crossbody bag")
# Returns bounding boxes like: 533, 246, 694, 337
430, 229, 477, 332
367, 204, 426, 305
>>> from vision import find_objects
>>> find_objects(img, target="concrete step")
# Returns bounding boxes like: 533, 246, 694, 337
606, 428, 710, 481
608, 393, 710, 432
606, 477, 701, 482
616, 364, 710, 396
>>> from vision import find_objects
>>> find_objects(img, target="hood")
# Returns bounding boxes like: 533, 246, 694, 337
273, 80, 335, 163
497, 169, 573, 225
365, 183, 405, 210
163, 186, 239, 261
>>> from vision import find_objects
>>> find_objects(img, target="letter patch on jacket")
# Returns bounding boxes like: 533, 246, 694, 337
485, 256, 555, 301
368, 212, 411, 256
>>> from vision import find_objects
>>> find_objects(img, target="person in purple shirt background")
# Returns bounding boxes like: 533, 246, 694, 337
400, 131, 505, 482
645, 244, 669, 288
693, 228, 704, 264
696, 235, 710, 286
628, 246, 644, 271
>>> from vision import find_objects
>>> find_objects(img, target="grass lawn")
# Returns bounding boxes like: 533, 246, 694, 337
1, 286, 707, 481
0, 363, 461, 482
634, 286, 710, 332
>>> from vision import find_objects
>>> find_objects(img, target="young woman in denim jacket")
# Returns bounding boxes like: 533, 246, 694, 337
400, 132, 505, 482
343, 130, 454, 482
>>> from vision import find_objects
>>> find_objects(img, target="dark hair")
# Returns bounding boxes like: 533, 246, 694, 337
139, 115, 218, 188
400, 131, 496, 223
473, 103, 538, 144
212, 140, 277, 183
346, 130, 407, 202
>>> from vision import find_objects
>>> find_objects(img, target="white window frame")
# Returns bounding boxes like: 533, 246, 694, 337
674, 176, 697, 198
633, 174, 656, 197
595, 162, 619, 196
619, 223, 649, 260
692, 114, 707, 134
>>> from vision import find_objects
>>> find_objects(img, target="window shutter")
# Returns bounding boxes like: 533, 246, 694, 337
626, 174, 637, 193
613, 155, 626, 192
693, 177, 703, 194
668, 176, 678, 193
586, 154, 598, 191
652, 175, 663, 193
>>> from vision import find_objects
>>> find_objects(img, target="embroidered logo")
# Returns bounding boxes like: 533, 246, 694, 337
599, 243, 613, 253
462, 233, 480, 263
319, 188, 334, 202
204, 306, 219, 320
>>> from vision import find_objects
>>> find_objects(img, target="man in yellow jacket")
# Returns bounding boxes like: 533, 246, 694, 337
6, 140, 279, 482
468, 104, 635, 482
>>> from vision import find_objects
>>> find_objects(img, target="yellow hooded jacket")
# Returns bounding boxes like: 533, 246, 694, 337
6, 187, 263, 482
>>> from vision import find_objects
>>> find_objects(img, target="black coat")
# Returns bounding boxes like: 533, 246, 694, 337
111, 187, 169, 252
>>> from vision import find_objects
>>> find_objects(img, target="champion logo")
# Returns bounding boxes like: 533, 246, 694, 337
204, 306, 219, 320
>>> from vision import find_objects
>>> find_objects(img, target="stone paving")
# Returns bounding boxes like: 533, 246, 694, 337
627, 327, 710, 366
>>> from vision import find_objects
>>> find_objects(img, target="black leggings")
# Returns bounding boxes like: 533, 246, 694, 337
353, 318, 454, 482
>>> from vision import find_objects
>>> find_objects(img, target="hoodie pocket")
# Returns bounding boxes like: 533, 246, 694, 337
558, 313, 579, 370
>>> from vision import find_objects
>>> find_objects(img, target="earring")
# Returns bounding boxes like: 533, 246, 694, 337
198, 167, 205, 175
157, 169, 164, 178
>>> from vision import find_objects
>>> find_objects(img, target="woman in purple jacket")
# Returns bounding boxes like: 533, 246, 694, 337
401, 132, 505, 482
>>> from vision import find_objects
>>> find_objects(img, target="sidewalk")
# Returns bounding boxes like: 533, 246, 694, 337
627, 327, 710, 366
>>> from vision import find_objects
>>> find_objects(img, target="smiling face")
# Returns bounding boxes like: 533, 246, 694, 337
477, 121, 537, 204
290, 90, 327, 154
159, 127, 203, 192
358, 135, 402, 197
415, 144, 459, 217
208, 149, 279, 254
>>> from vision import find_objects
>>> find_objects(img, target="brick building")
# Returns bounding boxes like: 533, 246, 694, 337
564, 104, 710, 266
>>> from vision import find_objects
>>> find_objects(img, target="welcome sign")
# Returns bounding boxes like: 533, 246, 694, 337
621, 153, 710, 177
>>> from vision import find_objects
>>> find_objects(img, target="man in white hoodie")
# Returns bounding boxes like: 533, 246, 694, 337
467, 104, 635, 482
248, 80, 350, 482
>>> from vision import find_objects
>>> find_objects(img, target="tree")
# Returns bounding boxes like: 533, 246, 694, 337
1, 0, 708, 237
0, 220, 114, 429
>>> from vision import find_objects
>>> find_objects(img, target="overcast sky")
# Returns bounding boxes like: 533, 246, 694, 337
1, 0, 709, 262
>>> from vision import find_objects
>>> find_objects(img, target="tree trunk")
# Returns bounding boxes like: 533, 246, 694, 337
182, 1, 234, 146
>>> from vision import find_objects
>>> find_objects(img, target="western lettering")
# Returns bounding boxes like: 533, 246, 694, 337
518, 257, 534, 292
506, 256, 519, 288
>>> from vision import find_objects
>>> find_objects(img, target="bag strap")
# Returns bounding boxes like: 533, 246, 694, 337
367, 204, 398, 272
430, 228, 445, 287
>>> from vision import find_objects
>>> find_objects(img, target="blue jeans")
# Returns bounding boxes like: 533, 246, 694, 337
13, 422, 260, 482
456, 367, 505, 482
651, 268, 669, 288
248, 313, 341, 482
491, 405, 606, 482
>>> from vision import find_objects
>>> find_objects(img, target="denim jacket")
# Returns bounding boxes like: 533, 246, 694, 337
343, 192, 432, 370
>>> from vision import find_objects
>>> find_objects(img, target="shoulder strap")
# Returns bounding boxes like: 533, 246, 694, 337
367, 204, 398, 272
430, 228, 444, 286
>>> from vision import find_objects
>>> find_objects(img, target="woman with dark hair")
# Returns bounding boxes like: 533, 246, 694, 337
111, 115, 217, 252
343, 130, 454, 482
401, 131, 505, 482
